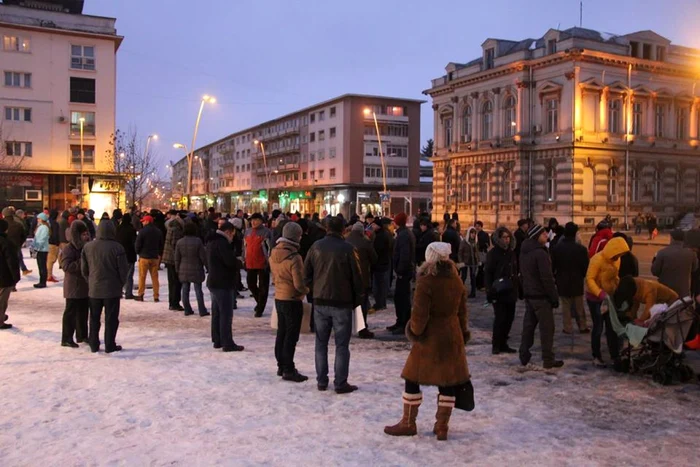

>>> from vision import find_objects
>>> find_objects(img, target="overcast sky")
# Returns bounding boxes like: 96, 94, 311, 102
89, 0, 700, 168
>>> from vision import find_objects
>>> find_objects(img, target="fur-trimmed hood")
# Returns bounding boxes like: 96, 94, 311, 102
69, 220, 88, 249
491, 226, 515, 251
417, 259, 458, 278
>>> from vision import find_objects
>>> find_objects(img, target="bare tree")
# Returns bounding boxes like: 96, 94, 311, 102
0, 123, 29, 201
105, 128, 163, 209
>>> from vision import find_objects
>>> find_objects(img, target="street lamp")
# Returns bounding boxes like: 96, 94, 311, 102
254, 139, 271, 189
79, 117, 85, 208
363, 107, 388, 213
186, 95, 216, 210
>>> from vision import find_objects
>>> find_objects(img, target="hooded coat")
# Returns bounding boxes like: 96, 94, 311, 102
3, 213, 27, 251
484, 227, 518, 303
415, 225, 439, 265
630, 278, 679, 321
401, 261, 470, 386
116, 215, 138, 264
0, 229, 20, 288
585, 237, 630, 301
58, 211, 70, 244
48, 210, 60, 246
174, 235, 207, 284
588, 228, 613, 258
441, 225, 461, 262
519, 237, 558, 304
60, 221, 89, 299
651, 240, 698, 298
551, 236, 590, 297
81, 221, 129, 299
269, 239, 308, 301
458, 227, 478, 267
162, 216, 185, 265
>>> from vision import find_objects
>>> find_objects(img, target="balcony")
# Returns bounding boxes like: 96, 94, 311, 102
258, 126, 300, 142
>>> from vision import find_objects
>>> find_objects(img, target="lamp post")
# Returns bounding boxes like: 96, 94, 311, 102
254, 140, 271, 189
363, 107, 388, 214
186, 95, 216, 210
173, 143, 189, 208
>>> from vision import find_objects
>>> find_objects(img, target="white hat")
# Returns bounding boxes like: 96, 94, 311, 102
425, 242, 452, 264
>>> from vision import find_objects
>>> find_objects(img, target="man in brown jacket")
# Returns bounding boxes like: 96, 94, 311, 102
270, 222, 309, 382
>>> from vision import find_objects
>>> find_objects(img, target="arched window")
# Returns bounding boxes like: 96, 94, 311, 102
630, 167, 640, 202
481, 101, 493, 140
546, 165, 556, 201
504, 96, 516, 137
443, 117, 453, 148
459, 167, 470, 204
676, 107, 688, 140
479, 169, 490, 202
652, 168, 661, 203
582, 167, 595, 202
502, 169, 514, 202
608, 166, 619, 201
462, 106, 472, 143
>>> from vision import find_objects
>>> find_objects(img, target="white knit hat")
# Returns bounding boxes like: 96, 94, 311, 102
425, 242, 452, 264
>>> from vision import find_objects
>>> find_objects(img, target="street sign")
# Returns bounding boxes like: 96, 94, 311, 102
380, 192, 391, 202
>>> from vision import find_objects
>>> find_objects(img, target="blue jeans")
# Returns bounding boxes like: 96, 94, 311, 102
372, 269, 390, 310
182, 282, 207, 315
124, 263, 135, 298
587, 299, 620, 361
314, 305, 352, 389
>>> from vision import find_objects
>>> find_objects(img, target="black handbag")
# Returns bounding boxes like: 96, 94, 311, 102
454, 380, 475, 411
491, 277, 514, 296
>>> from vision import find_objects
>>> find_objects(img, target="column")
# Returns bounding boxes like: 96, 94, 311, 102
471, 93, 480, 142
600, 88, 608, 133
432, 104, 439, 149
647, 96, 655, 137
493, 88, 502, 140
517, 83, 524, 136
451, 97, 459, 150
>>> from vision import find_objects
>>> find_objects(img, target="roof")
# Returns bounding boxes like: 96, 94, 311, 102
2, 0, 84, 14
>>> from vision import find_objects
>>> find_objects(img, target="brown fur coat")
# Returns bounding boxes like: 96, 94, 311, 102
401, 261, 470, 386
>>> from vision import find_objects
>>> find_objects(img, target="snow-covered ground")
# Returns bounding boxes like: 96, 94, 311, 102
1, 252, 700, 466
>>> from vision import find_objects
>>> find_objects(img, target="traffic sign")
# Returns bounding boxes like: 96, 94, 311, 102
380, 192, 391, 202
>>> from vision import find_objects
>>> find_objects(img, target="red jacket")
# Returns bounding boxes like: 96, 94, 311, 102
588, 228, 613, 259
245, 226, 272, 270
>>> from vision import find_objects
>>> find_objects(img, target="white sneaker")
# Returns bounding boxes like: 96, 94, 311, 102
592, 358, 607, 368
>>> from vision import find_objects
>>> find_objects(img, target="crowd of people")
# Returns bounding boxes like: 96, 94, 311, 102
1, 204, 699, 440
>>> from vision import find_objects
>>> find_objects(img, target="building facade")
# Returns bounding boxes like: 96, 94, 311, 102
173, 94, 428, 217
0, 0, 122, 214
425, 28, 700, 230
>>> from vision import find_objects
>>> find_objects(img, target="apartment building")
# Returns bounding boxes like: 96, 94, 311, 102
425, 28, 700, 229
0, 0, 122, 213
174, 94, 427, 217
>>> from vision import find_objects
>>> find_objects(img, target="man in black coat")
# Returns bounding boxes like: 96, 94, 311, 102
117, 214, 138, 300
485, 227, 519, 354
391, 212, 416, 334
371, 218, 393, 313
346, 222, 378, 339
474, 220, 490, 290
415, 217, 439, 265
206, 222, 244, 352
0, 219, 20, 329
441, 218, 461, 262
2, 207, 29, 277
551, 222, 590, 335
134, 215, 164, 302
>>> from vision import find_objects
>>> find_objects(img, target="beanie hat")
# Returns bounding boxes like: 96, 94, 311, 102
142, 215, 154, 224
425, 242, 452, 264
352, 222, 365, 233
394, 212, 407, 227
564, 222, 578, 238
1, 207, 14, 217
37, 213, 49, 222
528, 223, 545, 239
231, 217, 243, 230
282, 221, 303, 243
0, 219, 7, 234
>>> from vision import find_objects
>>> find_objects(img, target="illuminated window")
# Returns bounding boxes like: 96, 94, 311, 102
608, 99, 622, 134
3, 35, 30, 52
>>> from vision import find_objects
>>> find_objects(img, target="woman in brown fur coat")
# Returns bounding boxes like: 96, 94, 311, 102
384, 241, 470, 441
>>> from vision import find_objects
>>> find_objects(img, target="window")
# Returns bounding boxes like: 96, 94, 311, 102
318, 130, 325, 141
5, 141, 32, 157
3, 35, 30, 52
330, 127, 336, 138
310, 113, 315, 123
330, 106, 336, 118
310, 170, 315, 180
309, 152, 315, 161
462, 106, 472, 142
545, 98, 558, 134
4, 72, 31, 88
546, 165, 556, 201
444, 117, 453, 147
4, 107, 31, 122
502, 170, 514, 202
458, 169, 470, 204
70, 77, 96, 103
504, 96, 516, 137
630, 41, 639, 57
676, 107, 688, 140
71, 45, 95, 70
309, 132, 315, 143
70, 145, 95, 164
484, 48, 495, 69
608, 167, 618, 200
630, 168, 640, 202
608, 99, 622, 134
652, 169, 661, 203
329, 147, 336, 158
547, 39, 557, 55
632, 102, 643, 135
656, 46, 666, 62
386, 145, 408, 158
318, 149, 325, 160
479, 170, 490, 202
70, 111, 96, 136
302, 172, 307, 180
330, 168, 336, 179
319, 170, 324, 179
643, 43, 652, 60
319, 110, 325, 121
654, 104, 665, 137
482, 101, 493, 140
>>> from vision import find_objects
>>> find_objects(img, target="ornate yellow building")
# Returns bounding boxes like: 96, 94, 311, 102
425, 28, 700, 230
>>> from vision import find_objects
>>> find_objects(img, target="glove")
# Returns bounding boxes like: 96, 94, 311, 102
463, 330, 471, 344
598, 291, 607, 301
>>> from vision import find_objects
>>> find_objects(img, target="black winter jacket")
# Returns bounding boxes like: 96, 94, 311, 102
416, 227, 439, 264
49, 210, 60, 246
0, 233, 20, 288
81, 221, 129, 299
304, 232, 363, 308
373, 228, 393, 272
206, 232, 237, 290
393, 226, 416, 279
441, 227, 461, 262
519, 238, 558, 304
116, 222, 138, 264
346, 230, 377, 290
135, 224, 164, 260
484, 227, 518, 303
61, 221, 89, 299
5, 217, 26, 250
551, 237, 589, 297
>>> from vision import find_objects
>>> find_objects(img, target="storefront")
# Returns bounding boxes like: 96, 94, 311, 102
356, 190, 384, 217
321, 188, 353, 218
288, 190, 315, 214
248, 190, 269, 214
87, 178, 121, 217
0, 173, 45, 212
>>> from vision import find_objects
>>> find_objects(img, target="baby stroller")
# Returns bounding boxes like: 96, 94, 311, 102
606, 297, 698, 385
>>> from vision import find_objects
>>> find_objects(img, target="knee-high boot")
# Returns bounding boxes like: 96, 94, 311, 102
384, 392, 422, 436
433, 394, 455, 441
